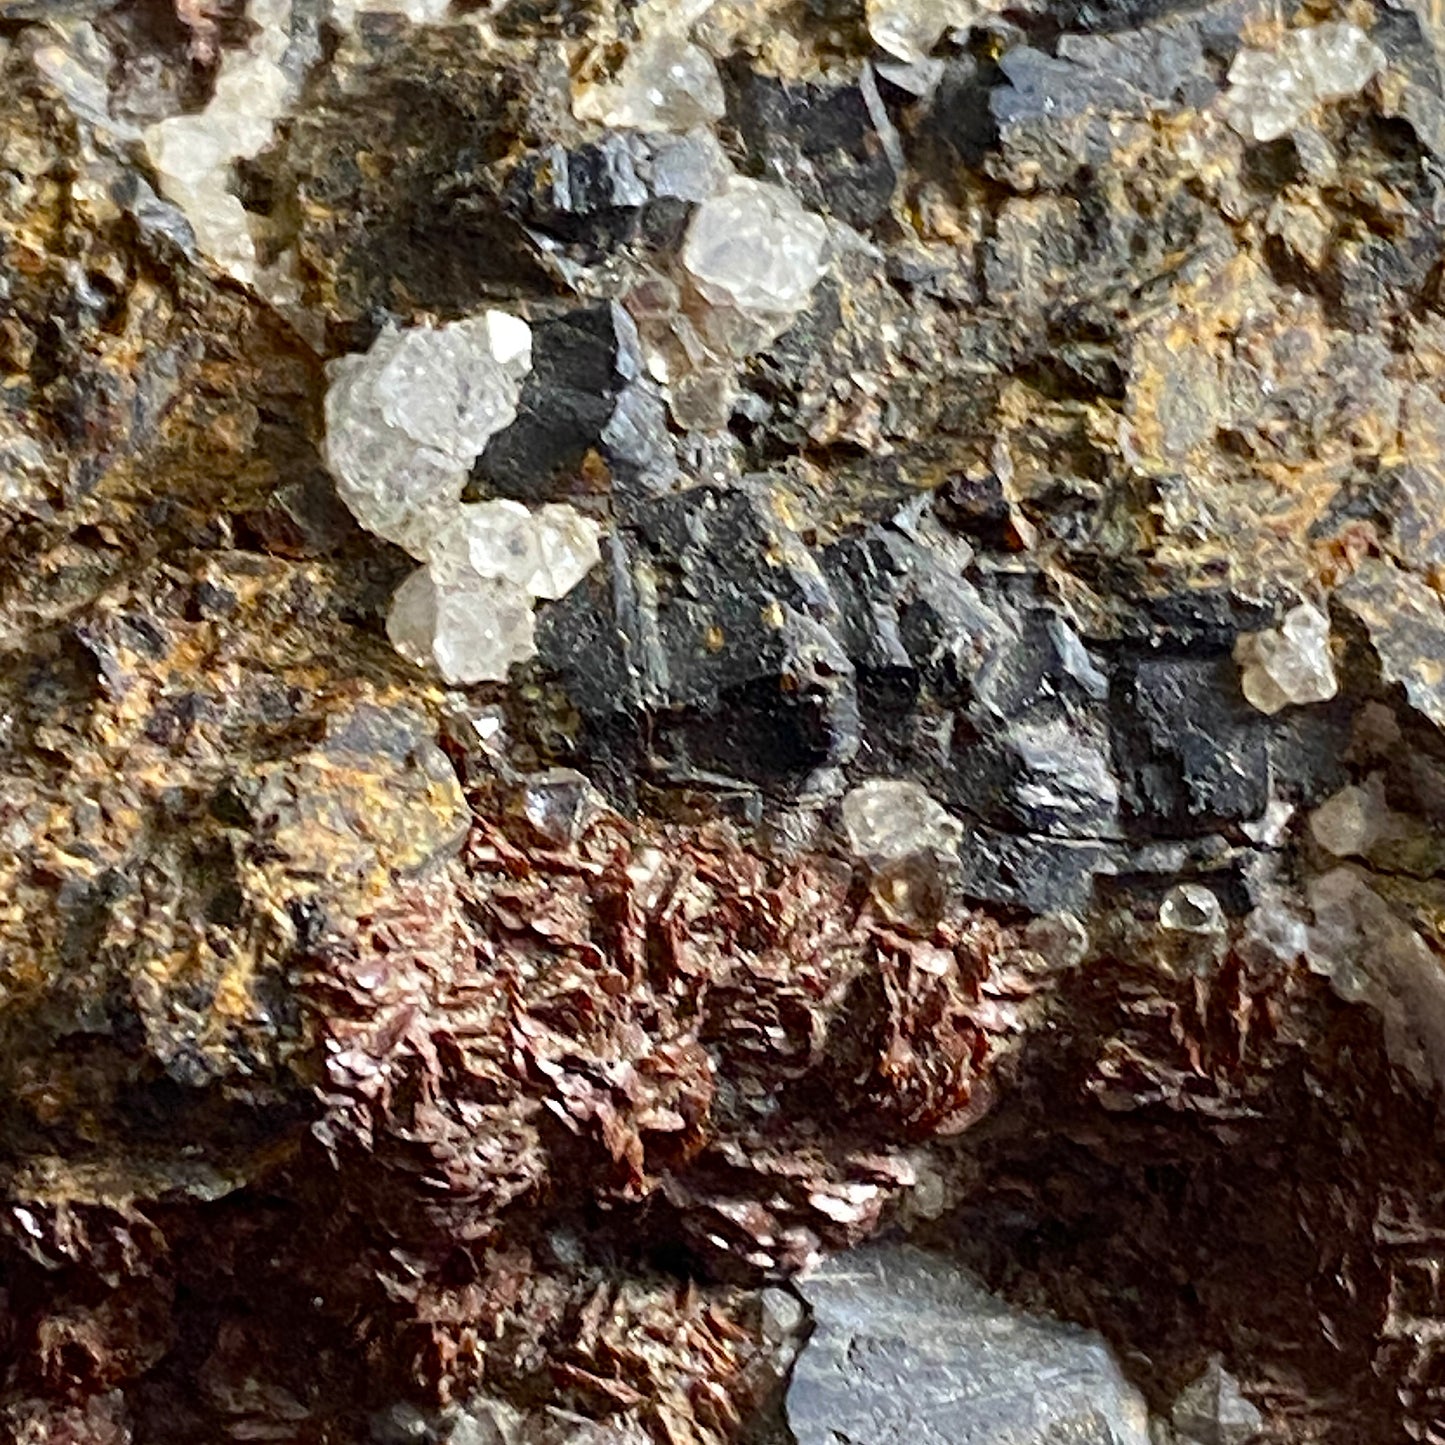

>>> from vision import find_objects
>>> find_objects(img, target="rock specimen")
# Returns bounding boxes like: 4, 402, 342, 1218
6, 0, 1445, 1441
324, 314, 535, 554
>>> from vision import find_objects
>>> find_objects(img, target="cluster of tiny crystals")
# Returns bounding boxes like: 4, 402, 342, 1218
323, 316, 603, 685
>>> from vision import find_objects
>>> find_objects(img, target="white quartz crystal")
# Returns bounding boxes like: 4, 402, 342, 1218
324, 317, 533, 557
1310, 775, 1389, 859
682, 179, 830, 318
326, 316, 603, 685
1159, 883, 1225, 934
842, 780, 964, 863
1224, 22, 1385, 143
374, 316, 532, 462
143, 0, 296, 285
573, 31, 726, 132
1308, 867, 1445, 1087
866, 0, 984, 64
424, 500, 602, 602
386, 503, 601, 685
431, 579, 539, 685
532, 504, 606, 600
385, 568, 541, 686
1234, 602, 1338, 715
440, 501, 544, 590
385, 567, 442, 670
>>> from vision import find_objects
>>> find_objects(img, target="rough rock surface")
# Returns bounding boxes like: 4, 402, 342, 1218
4, 0, 1445, 1442
788, 1243, 1152, 1445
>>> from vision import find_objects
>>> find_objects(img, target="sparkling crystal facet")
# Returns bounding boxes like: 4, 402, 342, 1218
1234, 602, 1338, 715
682, 179, 830, 318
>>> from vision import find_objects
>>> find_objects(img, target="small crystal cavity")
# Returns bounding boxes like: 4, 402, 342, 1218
1223, 22, 1385, 143
1234, 602, 1338, 715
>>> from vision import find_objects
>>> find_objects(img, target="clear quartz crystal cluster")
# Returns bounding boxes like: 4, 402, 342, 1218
324, 317, 603, 685
634, 178, 830, 429
325, 312, 534, 555
1233, 602, 1338, 715
1223, 22, 1386, 143
143, 0, 294, 284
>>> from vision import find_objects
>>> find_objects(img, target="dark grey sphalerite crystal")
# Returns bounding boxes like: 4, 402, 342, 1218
788, 1244, 1152, 1445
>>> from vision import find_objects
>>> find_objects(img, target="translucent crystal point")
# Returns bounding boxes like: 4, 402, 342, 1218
1234, 602, 1337, 715
324, 348, 468, 558
531, 504, 604, 600
1159, 883, 1224, 934
467, 501, 546, 589
682, 179, 829, 318
386, 567, 441, 670
395, 498, 600, 684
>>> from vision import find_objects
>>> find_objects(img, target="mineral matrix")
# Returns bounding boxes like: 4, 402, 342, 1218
4, 0, 1445, 1441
